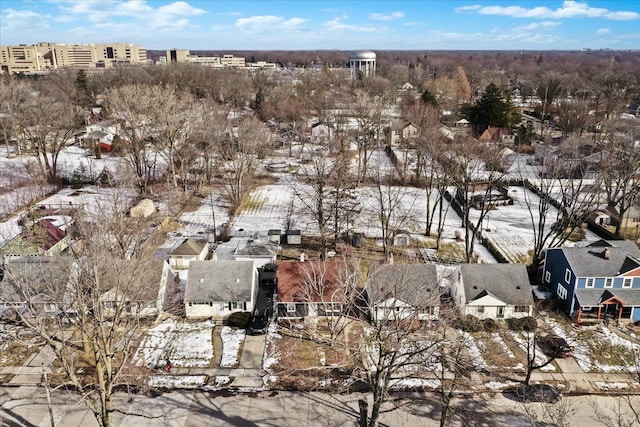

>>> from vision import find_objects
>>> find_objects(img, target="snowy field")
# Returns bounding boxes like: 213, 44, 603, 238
468, 186, 601, 263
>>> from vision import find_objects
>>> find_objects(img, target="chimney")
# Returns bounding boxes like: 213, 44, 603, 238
210, 250, 217, 261
299, 251, 305, 262
603, 248, 611, 260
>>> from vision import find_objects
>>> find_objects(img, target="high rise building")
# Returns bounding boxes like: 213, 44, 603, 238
0, 42, 148, 73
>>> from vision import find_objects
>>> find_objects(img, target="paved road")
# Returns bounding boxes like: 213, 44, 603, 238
1, 387, 637, 427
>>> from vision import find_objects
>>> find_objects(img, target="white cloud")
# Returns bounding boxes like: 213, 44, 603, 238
369, 11, 404, 21
235, 15, 308, 33
455, 1, 639, 20
0, 8, 50, 31
325, 16, 379, 32
403, 21, 424, 27
596, 28, 610, 34
513, 21, 562, 31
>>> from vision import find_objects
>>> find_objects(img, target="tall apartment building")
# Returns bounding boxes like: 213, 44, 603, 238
0, 42, 147, 73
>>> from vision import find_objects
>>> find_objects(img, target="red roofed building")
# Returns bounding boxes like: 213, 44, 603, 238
276, 261, 361, 320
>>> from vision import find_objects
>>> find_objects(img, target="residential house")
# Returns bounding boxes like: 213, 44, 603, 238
99, 259, 176, 317
233, 237, 278, 268
452, 264, 534, 320
310, 123, 333, 145
0, 219, 70, 260
542, 239, 640, 322
386, 120, 418, 146
479, 127, 514, 145
367, 264, 442, 322
184, 260, 257, 320
0, 256, 73, 319
168, 238, 208, 270
84, 119, 120, 152
276, 261, 351, 319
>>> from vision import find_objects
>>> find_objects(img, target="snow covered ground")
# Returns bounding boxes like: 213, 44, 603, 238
467, 186, 601, 263
132, 319, 214, 369
220, 326, 245, 368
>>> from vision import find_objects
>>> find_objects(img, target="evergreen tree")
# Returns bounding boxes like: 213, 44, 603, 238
464, 83, 519, 136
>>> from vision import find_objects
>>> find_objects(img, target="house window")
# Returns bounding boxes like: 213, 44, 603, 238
103, 301, 114, 309
44, 303, 57, 312
585, 278, 594, 288
557, 284, 568, 300
229, 302, 243, 310
477, 306, 485, 314
514, 306, 529, 313
545, 271, 551, 283
287, 303, 296, 313
564, 269, 572, 284
623, 278, 632, 288
604, 278, 613, 288
218, 302, 226, 311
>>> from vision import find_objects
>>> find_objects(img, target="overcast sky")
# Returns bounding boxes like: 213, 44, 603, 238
1, 0, 639, 50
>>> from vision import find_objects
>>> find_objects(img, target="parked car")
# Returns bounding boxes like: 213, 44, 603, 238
514, 384, 563, 403
248, 308, 269, 335
537, 335, 573, 358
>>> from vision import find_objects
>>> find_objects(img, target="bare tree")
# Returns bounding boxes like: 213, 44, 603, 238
438, 138, 505, 262
13, 85, 84, 183
0, 77, 31, 156
220, 116, 271, 209
356, 263, 447, 427
599, 120, 640, 237
104, 84, 165, 193
2, 194, 169, 427
294, 257, 362, 342
515, 158, 601, 275
370, 168, 415, 262
351, 88, 390, 184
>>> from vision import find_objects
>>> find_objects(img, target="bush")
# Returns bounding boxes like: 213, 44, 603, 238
507, 316, 537, 332
482, 318, 499, 332
452, 315, 483, 332
227, 311, 250, 328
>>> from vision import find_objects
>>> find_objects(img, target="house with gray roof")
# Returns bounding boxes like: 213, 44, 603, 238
542, 239, 640, 322
366, 264, 442, 322
233, 238, 278, 268
168, 239, 208, 270
451, 264, 534, 320
184, 260, 257, 320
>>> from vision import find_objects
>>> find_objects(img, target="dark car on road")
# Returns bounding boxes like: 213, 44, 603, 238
537, 335, 573, 358
248, 308, 269, 335
513, 384, 563, 403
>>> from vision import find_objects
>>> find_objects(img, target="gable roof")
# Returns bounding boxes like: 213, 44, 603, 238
558, 241, 640, 277
367, 264, 440, 307
277, 261, 350, 303
587, 239, 640, 258
170, 239, 207, 256
99, 259, 174, 302
234, 239, 278, 257
184, 260, 255, 303
460, 264, 533, 306
0, 256, 73, 303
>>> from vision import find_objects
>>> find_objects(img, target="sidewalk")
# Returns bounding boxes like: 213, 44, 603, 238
1, 335, 636, 395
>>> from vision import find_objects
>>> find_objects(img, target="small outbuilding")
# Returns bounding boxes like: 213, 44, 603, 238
286, 229, 301, 245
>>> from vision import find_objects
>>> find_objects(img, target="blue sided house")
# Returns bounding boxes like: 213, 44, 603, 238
542, 240, 640, 323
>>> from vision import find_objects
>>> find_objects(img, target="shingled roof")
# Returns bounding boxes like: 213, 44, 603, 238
460, 264, 533, 306
367, 264, 441, 307
185, 261, 255, 303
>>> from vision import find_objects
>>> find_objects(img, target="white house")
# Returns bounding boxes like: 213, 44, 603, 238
184, 260, 257, 320
168, 239, 208, 270
451, 264, 534, 320
367, 264, 442, 322
99, 260, 175, 317
310, 123, 333, 144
